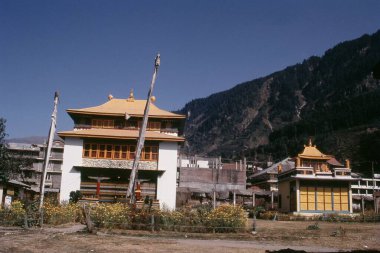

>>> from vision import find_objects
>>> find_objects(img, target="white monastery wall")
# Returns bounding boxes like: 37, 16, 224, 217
60, 137, 83, 202
157, 142, 178, 210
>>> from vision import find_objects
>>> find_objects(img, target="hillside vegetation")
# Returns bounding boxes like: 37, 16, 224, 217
180, 30, 380, 175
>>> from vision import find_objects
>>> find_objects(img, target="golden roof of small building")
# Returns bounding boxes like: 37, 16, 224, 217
67, 93, 185, 119
298, 139, 332, 160
58, 128, 185, 142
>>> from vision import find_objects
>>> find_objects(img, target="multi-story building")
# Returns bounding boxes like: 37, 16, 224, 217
278, 140, 355, 215
58, 92, 185, 209
351, 174, 380, 198
6, 140, 64, 199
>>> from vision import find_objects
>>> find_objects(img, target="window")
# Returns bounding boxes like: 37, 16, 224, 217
300, 185, 348, 211
300, 186, 316, 211
141, 146, 159, 161
121, 145, 128, 159
115, 120, 124, 129
114, 145, 121, 159
92, 119, 102, 128
103, 120, 114, 129
148, 121, 161, 130
129, 145, 136, 159
98, 144, 106, 158
137, 120, 161, 131
83, 144, 91, 157
90, 144, 98, 158
126, 121, 137, 129
106, 145, 112, 158
92, 119, 114, 129
152, 146, 158, 160
333, 187, 349, 211
82, 142, 158, 161
144, 147, 151, 160
162, 120, 173, 129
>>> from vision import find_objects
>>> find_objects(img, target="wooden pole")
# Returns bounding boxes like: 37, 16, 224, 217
213, 158, 217, 209
372, 162, 376, 213
39, 92, 59, 214
362, 196, 365, 215
126, 54, 160, 204
271, 191, 274, 209
213, 191, 216, 209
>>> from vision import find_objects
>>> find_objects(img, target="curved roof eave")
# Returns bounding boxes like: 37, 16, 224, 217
67, 109, 186, 119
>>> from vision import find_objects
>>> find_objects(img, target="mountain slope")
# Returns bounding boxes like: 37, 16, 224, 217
179, 30, 380, 174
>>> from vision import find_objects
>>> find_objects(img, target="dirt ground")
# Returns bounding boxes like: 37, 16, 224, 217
0, 220, 379, 253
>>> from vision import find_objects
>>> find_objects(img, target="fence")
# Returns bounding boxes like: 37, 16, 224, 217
1, 201, 379, 232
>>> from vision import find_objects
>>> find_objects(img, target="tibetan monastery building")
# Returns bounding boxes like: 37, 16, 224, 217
58, 92, 185, 209
278, 140, 356, 215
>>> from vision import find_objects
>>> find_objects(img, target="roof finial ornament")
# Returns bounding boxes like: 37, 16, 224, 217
108, 94, 113, 100
127, 89, 135, 102
308, 138, 312, 147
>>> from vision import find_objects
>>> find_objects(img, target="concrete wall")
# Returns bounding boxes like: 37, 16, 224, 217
178, 167, 246, 192
180, 159, 210, 168
157, 142, 178, 210
60, 138, 83, 202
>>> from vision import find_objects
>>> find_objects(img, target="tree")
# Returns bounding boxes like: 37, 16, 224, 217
69, 190, 82, 203
0, 118, 33, 181
0, 118, 10, 180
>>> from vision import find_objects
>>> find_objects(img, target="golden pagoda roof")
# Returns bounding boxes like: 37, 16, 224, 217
67, 96, 186, 119
298, 139, 332, 160
58, 129, 185, 142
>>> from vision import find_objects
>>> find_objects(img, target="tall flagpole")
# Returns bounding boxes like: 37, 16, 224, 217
39, 92, 59, 212
126, 54, 160, 204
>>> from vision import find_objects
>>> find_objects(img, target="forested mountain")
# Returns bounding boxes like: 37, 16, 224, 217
179, 30, 380, 175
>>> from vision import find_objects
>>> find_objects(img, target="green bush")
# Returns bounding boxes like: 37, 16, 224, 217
260, 210, 277, 220
0, 200, 26, 226
205, 205, 247, 232
69, 190, 82, 203
90, 203, 131, 229
43, 201, 81, 225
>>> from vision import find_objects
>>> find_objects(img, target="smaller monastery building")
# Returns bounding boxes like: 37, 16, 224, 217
58, 92, 185, 209
278, 140, 355, 214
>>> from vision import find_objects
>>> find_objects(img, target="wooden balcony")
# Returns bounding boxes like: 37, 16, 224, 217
80, 181, 157, 202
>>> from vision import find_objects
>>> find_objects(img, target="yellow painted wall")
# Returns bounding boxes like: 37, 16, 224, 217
298, 185, 349, 212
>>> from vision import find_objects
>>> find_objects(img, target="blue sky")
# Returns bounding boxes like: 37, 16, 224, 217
1, 0, 380, 138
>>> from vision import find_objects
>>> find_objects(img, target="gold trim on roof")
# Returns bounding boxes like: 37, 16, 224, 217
298, 139, 331, 159
127, 89, 135, 102
67, 98, 186, 119
58, 129, 185, 142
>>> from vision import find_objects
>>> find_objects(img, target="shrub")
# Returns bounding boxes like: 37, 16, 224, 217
205, 205, 247, 232
259, 210, 277, 220
131, 208, 161, 230
69, 190, 82, 203
0, 200, 26, 226
90, 203, 131, 229
307, 221, 320, 230
43, 201, 81, 225
157, 209, 188, 231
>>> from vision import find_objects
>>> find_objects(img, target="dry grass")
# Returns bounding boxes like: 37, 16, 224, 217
0, 220, 379, 253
